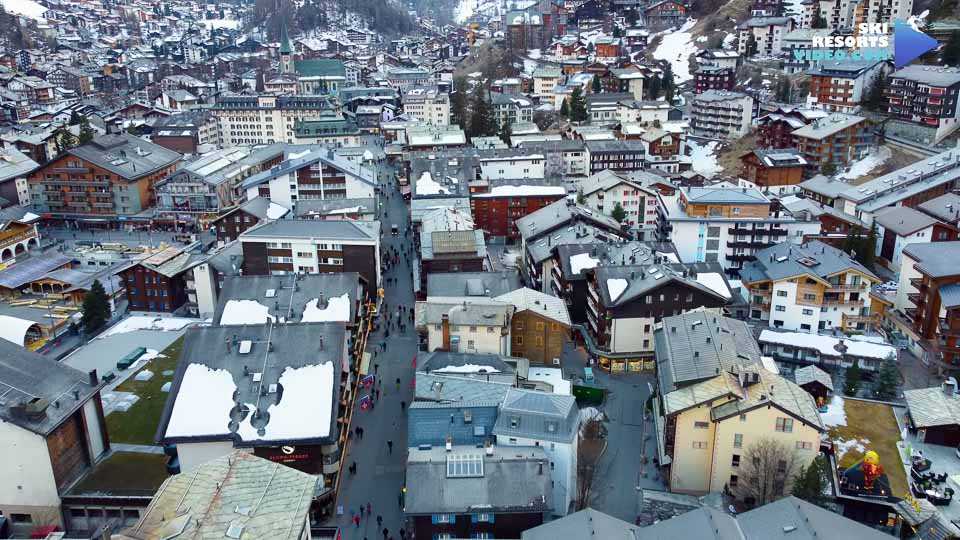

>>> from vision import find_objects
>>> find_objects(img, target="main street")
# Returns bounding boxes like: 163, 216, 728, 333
332, 161, 417, 540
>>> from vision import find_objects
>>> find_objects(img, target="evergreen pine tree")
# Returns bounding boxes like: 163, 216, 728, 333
875, 354, 899, 399
945, 32, 960, 65
54, 128, 76, 155
792, 456, 827, 506
662, 63, 675, 102
81, 279, 111, 335
776, 77, 791, 102
844, 360, 862, 396
560, 98, 570, 118
451, 77, 468, 128
499, 118, 512, 146
78, 116, 95, 145
576, 189, 586, 204
69, 110, 82, 125
611, 202, 627, 223
862, 222, 878, 269
746, 33, 758, 56
813, 9, 827, 28
468, 84, 494, 138
647, 75, 661, 100
569, 86, 588, 122
864, 70, 887, 112
592, 74, 602, 94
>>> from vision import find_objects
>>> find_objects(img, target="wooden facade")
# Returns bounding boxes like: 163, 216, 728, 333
510, 309, 569, 364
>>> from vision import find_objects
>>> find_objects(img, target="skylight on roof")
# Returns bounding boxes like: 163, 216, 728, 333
447, 453, 484, 478
238, 340, 252, 354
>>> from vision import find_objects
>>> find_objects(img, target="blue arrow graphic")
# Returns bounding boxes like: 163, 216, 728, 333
894, 20, 939, 67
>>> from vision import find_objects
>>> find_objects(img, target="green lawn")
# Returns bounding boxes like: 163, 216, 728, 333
105, 337, 183, 445
73, 452, 169, 494
829, 398, 907, 497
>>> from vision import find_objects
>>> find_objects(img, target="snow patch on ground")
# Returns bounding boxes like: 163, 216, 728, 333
301, 293, 352, 322
835, 438, 868, 455
837, 146, 893, 180
822, 395, 847, 428
723, 33, 737, 49
687, 140, 723, 178
100, 316, 198, 338
140, 349, 165, 362
608, 278, 629, 301
652, 19, 698, 83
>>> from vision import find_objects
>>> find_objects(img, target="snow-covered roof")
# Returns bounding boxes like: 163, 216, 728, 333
608, 278, 628, 301
758, 330, 896, 360
694, 272, 731, 299
301, 293, 351, 323
219, 299, 275, 325
164, 364, 237, 438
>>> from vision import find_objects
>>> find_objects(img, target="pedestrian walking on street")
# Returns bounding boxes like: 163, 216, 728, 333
367, 502, 372, 516
359, 427, 365, 439
376, 389, 380, 400
399, 528, 406, 540
401, 400, 406, 412
383, 529, 389, 540
377, 515, 383, 528
360, 505, 365, 518
395, 378, 400, 391
355, 426, 361, 439
353, 514, 360, 528
387, 439, 393, 454
374, 363, 379, 374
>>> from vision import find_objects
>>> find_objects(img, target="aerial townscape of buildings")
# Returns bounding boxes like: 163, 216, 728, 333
4, 0, 960, 537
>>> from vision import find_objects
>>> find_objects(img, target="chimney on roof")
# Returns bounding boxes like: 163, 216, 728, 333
538, 461, 544, 475
88, 369, 99, 386
319, 335, 325, 350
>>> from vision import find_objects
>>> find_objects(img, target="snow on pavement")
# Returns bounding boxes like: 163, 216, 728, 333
838, 146, 892, 180
687, 139, 723, 178
653, 19, 698, 83
821, 395, 847, 428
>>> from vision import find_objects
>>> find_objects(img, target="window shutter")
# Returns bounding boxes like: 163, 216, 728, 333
489, 514, 495, 523
471, 515, 478, 523
431, 515, 438, 525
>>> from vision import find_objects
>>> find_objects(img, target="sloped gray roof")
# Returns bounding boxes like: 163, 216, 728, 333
639, 507, 742, 540
904, 386, 960, 428
404, 445, 553, 515
520, 508, 640, 540
68, 133, 181, 181
794, 365, 834, 392
415, 298, 513, 327
0, 338, 101, 436
655, 313, 762, 392
710, 365, 824, 431
407, 401, 500, 448
594, 263, 731, 308
739, 240, 876, 284
681, 186, 768, 204
515, 199, 622, 243
874, 206, 940, 236
493, 387, 578, 444
738, 496, 894, 539
427, 271, 522, 298
213, 273, 362, 325
415, 372, 514, 403
902, 241, 960, 278
917, 192, 960, 223
939, 283, 960, 309
126, 451, 317, 540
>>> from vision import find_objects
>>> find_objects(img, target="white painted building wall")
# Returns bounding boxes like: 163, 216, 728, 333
82, 399, 106, 460
0, 420, 62, 528
479, 155, 546, 180
424, 323, 509, 355
496, 435, 577, 516
191, 262, 219, 319
610, 316, 655, 354
875, 224, 936, 274
245, 167, 376, 209
177, 441, 248, 472
895, 252, 922, 312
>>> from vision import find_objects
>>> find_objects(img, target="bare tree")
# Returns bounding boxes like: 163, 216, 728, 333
576, 418, 603, 510
734, 437, 804, 507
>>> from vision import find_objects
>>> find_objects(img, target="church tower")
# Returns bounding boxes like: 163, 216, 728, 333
279, 23, 293, 74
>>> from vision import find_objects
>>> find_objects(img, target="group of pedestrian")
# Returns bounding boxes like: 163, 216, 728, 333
349, 502, 374, 528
